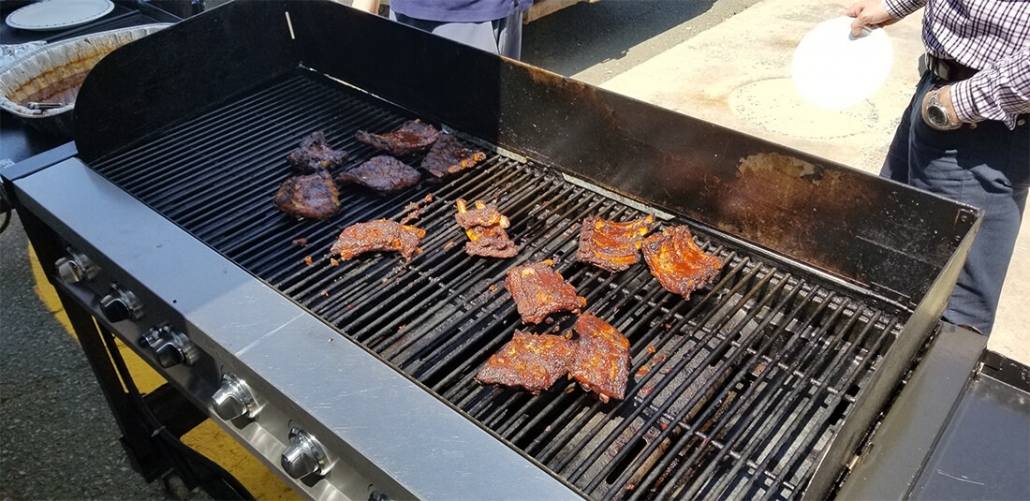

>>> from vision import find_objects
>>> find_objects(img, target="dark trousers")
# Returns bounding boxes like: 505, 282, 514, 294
390, 10, 524, 60
881, 71, 1030, 335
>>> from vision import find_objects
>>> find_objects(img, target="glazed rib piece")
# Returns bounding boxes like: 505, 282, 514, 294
455, 199, 517, 258
287, 131, 348, 173
330, 219, 426, 262
568, 313, 630, 403
505, 260, 586, 324
273, 170, 341, 219
422, 134, 487, 178
475, 332, 576, 394
355, 119, 440, 156
641, 225, 724, 300
576, 215, 655, 272
336, 155, 422, 194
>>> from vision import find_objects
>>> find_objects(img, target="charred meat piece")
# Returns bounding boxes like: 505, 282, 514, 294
569, 313, 630, 403
422, 134, 487, 178
273, 170, 342, 219
505, 260, 586, 324
336, 155, 422, 194
475, 332, 576, 393
287, 131, 348, 173
641, 226, 724, 300
330, 219, 426, 262
455, 199, 517, 258
354, 119, 440, 156
576, 215, 655, 272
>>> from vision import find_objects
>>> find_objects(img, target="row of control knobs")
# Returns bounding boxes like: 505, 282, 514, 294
58, 250, 331, 482
211, 374, 329, 480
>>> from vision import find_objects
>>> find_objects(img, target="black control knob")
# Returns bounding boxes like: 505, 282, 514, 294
99, 284, 143, 323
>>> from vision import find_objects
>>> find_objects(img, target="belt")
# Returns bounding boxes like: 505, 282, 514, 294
921, 53, 979, 82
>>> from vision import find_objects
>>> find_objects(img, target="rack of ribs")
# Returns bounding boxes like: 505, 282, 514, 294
273, 170, 342, 219
641, 225, 723, 300
287, 131, 348, 173
504, 260, 586, 324
568, 313, 630, 403
576, 215, 655, 272
475, 332, 576, 394
455, 199, 517, 258
421, 134, 487, 178
329, 219, 426, 262
354, 119, 441, 156
336, 155, 422, 194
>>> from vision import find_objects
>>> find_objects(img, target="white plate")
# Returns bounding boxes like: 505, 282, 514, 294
6, 0, 115, 32
791, 16, 893, 110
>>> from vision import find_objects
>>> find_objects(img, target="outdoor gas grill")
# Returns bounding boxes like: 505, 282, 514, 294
3, 1, 1023, 500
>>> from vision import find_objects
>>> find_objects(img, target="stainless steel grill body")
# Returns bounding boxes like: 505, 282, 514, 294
5, 1, 983, 500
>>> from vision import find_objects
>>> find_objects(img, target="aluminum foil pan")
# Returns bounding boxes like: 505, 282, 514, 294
0, 23, 170, 136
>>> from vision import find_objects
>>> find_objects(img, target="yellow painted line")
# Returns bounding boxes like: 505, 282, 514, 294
29, 244, 295, 499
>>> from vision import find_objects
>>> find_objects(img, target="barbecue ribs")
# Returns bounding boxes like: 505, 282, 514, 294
336, 155, 422, 194
505, 260, 586, 324
287, 131, 348, 173
422, 134, 487, 178
475, 332, 576, 394
330, 219, 426, 262
568, 313, 630, 403
273, 170, 342, 219
641, 226, 723, 300
576, 215, 655, 272
355, 119, 440, 156
455, 199, 517, 258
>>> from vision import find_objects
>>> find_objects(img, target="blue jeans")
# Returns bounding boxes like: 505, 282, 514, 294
390, 10, 524, 60
881, 71, 1030, 335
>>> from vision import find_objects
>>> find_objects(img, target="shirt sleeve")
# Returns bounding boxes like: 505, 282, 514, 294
952, 46, 1030, 129
882, 0, 925, 19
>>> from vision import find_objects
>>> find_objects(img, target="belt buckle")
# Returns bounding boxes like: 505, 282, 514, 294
923, 53, 950, 81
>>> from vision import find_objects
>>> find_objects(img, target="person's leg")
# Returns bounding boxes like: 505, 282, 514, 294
493, 10, 523, 60
390, 11, 504, 56
887, 73, 1030, 335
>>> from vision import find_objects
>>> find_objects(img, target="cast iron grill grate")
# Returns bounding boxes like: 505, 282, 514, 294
89, 69, 903, 500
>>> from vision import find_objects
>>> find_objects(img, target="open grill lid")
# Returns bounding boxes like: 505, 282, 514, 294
65, 1, 983, 499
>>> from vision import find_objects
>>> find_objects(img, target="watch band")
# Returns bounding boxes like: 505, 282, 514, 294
925, 87, 961, 131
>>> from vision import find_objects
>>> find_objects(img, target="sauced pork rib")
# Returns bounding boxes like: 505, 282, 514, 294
641, 226, 723, 300
330, 219, 426, 262
475, 332, 576, 394
273, 170, 341, 219
476, 314, 631, 402
455, 199, 517, 258
505, 260, 586, 324
355, 119, 440, 156
569, 313, 630, 403
336, 155, 422, 194
287, 131, 348, 173
422, 134, 487, 178
576, 215, 655, 272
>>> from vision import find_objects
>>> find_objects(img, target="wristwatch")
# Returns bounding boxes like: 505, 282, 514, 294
924, 87, 961, 131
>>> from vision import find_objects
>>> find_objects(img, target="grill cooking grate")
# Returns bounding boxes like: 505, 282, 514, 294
90, 69, 903, 500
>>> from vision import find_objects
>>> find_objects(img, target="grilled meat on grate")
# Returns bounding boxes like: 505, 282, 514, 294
355, 119, 440, 156
505, 260, 586, 324
422, 134, 487, 178
455, 199, 517, 258
641, 225, 723, 300
273, 170, 342, 219
336, 155, 422, 194
568, 313, 630, 403
576, 215, 655, 272
287, 131, 348, 173
475, 332, 576, 393
330, 219, 426, 262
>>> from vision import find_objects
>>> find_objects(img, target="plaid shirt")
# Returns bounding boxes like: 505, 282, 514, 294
884, 0, 1030, 128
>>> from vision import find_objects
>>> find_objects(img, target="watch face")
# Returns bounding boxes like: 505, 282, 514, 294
928, 105, 949, 127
